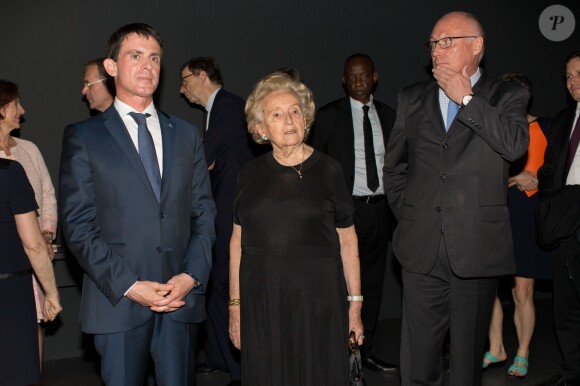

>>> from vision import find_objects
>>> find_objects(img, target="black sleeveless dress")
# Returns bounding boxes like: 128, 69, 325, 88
0, 159, 40, 385
234, 151, 355, 385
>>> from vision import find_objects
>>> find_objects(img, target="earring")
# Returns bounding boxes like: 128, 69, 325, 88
262, 135, 268, 140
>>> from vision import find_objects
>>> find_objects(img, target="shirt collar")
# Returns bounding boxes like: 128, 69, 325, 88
349, 94, 374, 110
470, 67, 482, 86
205, 87, 221, 113
114, 97, 158, 121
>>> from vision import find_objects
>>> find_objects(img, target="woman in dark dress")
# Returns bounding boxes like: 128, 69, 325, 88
0, 158, 61, 385
482, 73, 551, 378
228, 73, 364, 385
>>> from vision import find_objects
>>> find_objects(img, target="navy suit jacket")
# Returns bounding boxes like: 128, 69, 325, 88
59, 104, 216, 334
385, 75, 529, 277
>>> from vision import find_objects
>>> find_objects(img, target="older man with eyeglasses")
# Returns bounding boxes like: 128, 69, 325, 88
82, 57, 114, 113
384, 11, 529, 386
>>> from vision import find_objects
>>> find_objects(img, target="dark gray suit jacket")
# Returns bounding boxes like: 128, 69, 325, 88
59, 105, 216, 334
384, 75, 529, 278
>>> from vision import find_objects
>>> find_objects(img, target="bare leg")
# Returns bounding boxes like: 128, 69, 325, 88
484, 295, 507, 365
509, 277, 535, 376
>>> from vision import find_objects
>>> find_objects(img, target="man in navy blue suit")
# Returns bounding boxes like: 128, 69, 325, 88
180, 57, 254, 385
59, 24, 216, 386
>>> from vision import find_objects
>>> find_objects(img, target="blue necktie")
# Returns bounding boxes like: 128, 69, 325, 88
129, 112, 161, 202
446, 99, 460, 131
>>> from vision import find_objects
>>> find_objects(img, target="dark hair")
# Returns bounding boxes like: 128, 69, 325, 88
498, 72, 533, 100
565, 50, 580, 67
182, 56, 223, 85
0, 80, 19, 120
105, 23, 164, 61
275, 67, 303, 82
344, 53, 375, 74
84, 57, 116, 96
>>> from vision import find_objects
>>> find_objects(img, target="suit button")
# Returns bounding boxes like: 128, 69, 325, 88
436, 207, 441, 212
442, 143, 448, 149
160, 212, 165, 219
440, 173, 447, 180
156, 247, 163, 253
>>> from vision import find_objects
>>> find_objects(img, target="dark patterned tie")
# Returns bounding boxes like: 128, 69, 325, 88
446, 99, 460, 131
129, 112, 161, 202
363, 105, 379, 192
564, 115, 580, 179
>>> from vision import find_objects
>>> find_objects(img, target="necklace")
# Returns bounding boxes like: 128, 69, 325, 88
274, 145, 305, 180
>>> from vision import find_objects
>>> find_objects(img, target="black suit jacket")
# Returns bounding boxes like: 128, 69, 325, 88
203, 89, 254, 206
538, 105, 578, 197
384, 75, 529, 277
309, 97, 396, 193
537, 104, 580, 289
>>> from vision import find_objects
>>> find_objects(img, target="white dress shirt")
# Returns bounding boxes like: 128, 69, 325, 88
566, 102, 580, 186
114, 98, 163, 176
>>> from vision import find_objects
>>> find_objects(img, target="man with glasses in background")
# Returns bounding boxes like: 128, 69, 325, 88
384, 11, 529, 386
180, 57, 254, 386
81, 57, 114, 113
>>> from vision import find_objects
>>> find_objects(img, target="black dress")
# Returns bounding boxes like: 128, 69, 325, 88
0, 159, 40, 385
234, 150, 354, 385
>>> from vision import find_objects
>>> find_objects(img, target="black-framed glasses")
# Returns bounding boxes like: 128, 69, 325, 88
181, 73, 197, 86
83, 78, 106, 89
425, 36, 478, 51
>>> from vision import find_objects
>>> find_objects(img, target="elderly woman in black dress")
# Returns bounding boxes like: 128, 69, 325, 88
0, 158, 61, 385
229, 72, 364, 385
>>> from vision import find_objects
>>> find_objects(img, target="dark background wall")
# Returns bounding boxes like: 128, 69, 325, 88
1, 0, 577, 359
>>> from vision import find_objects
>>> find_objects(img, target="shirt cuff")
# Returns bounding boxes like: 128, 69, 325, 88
124, 281, 138, 296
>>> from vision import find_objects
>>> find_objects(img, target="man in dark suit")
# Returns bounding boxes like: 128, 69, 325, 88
384, 12, 529, 386
59, 24, 216, 386
310, 53, 397, 373
536, 50, 580, 386
180, 57, 254, 385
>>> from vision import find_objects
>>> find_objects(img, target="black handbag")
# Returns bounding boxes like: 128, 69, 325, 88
349, 331, 366, 386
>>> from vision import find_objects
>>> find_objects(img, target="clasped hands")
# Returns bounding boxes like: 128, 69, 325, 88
126, 273, 196, 313
432, 64, 473, 105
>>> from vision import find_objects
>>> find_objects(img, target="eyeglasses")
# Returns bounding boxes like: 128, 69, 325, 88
83, 78, 106, 89
181, 73, 197, 87
425, 36, 478, 51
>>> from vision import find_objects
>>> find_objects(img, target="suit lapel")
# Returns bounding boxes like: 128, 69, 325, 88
555, 107, 578, 184
206, 89, 223, 134
339, 97, 356, 169
374, 103, 390, 145
102, 106, 159, 204
158, 110, 176, 203
423, 82, 446, 134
